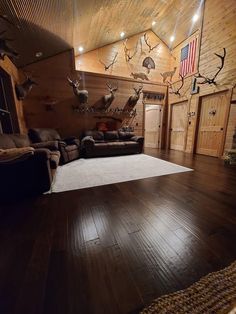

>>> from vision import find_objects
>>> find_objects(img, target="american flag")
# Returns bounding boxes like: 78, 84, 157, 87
179, 37, 197, 77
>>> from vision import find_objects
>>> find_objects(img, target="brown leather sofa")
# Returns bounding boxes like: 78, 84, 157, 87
0, 133, 60, 197
81, 130, 144, 158
28, 128, 80, 164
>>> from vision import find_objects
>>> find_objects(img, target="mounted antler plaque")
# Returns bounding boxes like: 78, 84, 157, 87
195, 48, 226, 85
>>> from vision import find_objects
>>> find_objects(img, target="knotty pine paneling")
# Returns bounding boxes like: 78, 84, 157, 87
23, 50, 167, 137
0, 57, 26, 133
76, 30, 172, 83
169, 0, 236, 155
224, 103, 236, 150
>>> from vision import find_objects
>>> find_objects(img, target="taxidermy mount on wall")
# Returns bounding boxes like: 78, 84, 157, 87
15, 74, 37, 100
130, 72, 149, 81
195, 48, 226, 85
103, 82, 118, 109
0, 31, 18, 60
143, 33, 159, 53
98, 51, 118, 71
123, 38, 138, 62
67, 75, 88, 105
127, 85, 143, 108
0, 15, 20, 60
168, 75, 185, 96
142, 57, 155, 74
160, 67, 177, 83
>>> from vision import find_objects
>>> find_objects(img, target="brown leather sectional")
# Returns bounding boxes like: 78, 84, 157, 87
0, 133, 60, 197
81, 130, 144, 158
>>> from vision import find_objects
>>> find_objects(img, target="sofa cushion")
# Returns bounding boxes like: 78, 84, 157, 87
104, 131, 119, 141
118, 131, 135, 140
0, 147, 34, 161
0, 134, 30, 149
123, 141, 139, 148
65, 144, 78, 152
85, 131, 104, 141
29, 128, 61, 143
107, 142, 125, 149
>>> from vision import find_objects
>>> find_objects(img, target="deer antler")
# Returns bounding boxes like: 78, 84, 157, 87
98, 51, 118, 71
0, 14, 21, 29
123, 39, 138, 62
169, 75, 185, 96
195, 48, 226, 85
143, 33, 159, 53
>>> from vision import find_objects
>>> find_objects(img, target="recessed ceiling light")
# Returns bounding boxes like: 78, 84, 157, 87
35, 51, 43, 58
152, 21, 156, 26
120, 31, 125, 38
78, 46, 84, 53
170, 35, 175, 42
192, 13, 199, 22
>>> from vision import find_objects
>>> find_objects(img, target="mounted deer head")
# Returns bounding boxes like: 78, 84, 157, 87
128, 84, 143, 108
123, 39, 138, 62
0, 31, 18, 60
143, 33, 159, 53
195, 48, 226, 85
98, 51, 118, 71
15, 74, 37, 100
67, 75, 88, 105
103, 82, 118, 109
168, 75, 185, 97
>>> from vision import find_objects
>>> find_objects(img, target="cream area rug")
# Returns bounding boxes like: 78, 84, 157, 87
50, 154, 192, 193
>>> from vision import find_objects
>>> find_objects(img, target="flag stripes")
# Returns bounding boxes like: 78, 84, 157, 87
179, 37, 197, 77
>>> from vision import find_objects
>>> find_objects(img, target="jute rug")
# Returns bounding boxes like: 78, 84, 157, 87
51, 154, 192, 193
140, 261, 236, 314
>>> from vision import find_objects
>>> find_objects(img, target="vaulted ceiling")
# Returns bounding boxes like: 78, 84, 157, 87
0, 0, 203, 67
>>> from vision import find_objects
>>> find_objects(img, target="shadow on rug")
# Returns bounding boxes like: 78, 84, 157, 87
140, 261, 236, 314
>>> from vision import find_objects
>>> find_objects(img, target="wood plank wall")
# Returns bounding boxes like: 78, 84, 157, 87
0, 57, 26, 133
23, 50, 167, 137
76, 30, 172, 83
169, 0, 236, 154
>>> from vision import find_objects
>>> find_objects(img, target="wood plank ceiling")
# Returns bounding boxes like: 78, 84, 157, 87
0, 0, 202, 67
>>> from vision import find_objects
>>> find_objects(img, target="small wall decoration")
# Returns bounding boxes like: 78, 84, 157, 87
103, 82, 118, 109
142, 57, 155, 74
143, 92, 165, 102
15, 74, 37, 100
127, 84, 143, 108
67, 75, 88, 105
143, 33, 159, 53
191, 77, 199, 94
195, 48, 226, 85
123, 38, 138, 62
130, 72, 149, 81
160, 67, 177, 83
98, 51, 118, 71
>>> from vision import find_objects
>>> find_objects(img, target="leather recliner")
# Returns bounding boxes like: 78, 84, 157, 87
0, 133, 60, 197
28, 128, 80, 164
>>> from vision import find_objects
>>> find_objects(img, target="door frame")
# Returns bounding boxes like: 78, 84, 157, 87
193, 89, 232, 157
143, 103, 164, 149
168, 100, 189, 151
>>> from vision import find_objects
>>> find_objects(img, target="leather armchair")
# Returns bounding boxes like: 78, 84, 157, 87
28, 128, 80, 164
0, 148, 53, 197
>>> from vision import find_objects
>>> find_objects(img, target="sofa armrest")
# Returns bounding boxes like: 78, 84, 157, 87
34, 148, 51, 161
81, 136, 95, 147
31, 141, 59, 151
131, 136, 144, 144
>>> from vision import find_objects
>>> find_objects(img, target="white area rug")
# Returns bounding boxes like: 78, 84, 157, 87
50, 154, 192, 193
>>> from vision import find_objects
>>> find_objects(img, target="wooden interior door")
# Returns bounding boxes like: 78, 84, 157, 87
196, 91, 229, 157
144, 104, 162, 148
170, 101, 188, 151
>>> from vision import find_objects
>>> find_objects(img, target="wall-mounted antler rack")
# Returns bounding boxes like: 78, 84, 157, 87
72, 105, 137, 117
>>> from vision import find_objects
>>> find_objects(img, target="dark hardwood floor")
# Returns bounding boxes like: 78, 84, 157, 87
0, 149, 236, 314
